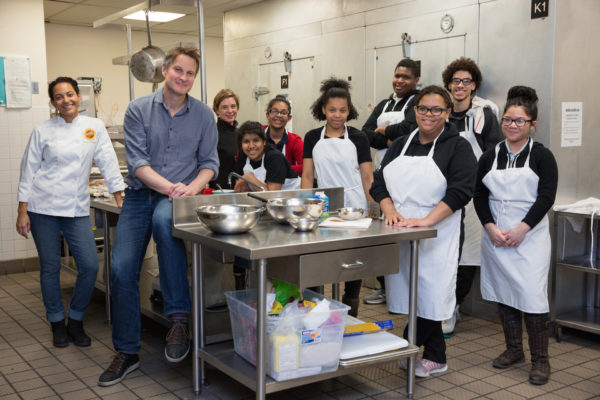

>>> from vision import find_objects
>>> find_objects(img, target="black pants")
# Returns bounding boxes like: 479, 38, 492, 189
404, 317, 446, 364
376, 275, 385, 291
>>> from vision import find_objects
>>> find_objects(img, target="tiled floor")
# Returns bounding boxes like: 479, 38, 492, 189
1, 271, 600, 400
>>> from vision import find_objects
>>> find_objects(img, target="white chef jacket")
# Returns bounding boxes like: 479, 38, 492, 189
18, 115, 125, 217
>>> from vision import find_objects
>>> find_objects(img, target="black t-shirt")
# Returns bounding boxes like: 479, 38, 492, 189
449, 106, 503, 153
370, 123, 477, 212
473, 139, 558, 229
362, 91, 418, 149
234, 148, 297, 184
303, 125, 372, 163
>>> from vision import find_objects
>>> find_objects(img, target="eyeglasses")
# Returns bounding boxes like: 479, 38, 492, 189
416, 105, 448, 116
268, 109, 290, 116
501, 117, 533, 127
451, 78, 473, 86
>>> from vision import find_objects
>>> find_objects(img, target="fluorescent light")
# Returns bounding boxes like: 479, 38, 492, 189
123, 10, 185, 22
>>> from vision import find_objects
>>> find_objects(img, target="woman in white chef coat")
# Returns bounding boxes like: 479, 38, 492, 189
16, 77, 124, 348
233, 120, 300, 192
370, 85, 477, 378
301, 77, 374, 317
474, 86, 558, 385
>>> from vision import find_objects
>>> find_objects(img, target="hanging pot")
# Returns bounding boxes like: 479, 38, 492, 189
129, 8, 165, 83
130, 45, 165, 83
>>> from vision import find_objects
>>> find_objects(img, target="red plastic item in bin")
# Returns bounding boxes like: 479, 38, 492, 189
199, 188, 214, 195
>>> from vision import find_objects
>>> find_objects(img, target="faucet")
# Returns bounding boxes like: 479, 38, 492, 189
227, 172, 266, 192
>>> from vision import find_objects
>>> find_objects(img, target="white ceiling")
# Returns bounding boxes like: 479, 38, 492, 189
43, 0, 265, 37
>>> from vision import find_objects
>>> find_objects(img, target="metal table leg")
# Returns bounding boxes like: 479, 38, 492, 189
192, 243, 205, 394
407, 239, 419, 399
102, 210, 112, 324
256, 258, 267, 399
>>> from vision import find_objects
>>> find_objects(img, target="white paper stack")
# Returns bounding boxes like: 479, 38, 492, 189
319, 217, 372, 229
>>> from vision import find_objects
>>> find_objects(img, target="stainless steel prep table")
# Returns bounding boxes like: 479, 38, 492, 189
172, 192, 437, 399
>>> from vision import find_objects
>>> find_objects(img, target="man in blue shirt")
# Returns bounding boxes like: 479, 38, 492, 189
99, 46, 219, 387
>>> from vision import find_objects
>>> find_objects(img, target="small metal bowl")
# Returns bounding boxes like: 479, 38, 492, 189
336, 207, 366, 220
195, 204, 263, 234
266, 198, 325, 224
288, 217, 320, 232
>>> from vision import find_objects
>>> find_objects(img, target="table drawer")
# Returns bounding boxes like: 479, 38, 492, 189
267, 243, 400, 288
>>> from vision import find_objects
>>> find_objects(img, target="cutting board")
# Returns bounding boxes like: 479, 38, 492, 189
340, 317, 408, 360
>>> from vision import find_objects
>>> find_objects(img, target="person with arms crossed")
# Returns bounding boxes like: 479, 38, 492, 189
98, 46, 219, 387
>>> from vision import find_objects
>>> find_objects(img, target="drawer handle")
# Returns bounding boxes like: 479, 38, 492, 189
341, 261, 364, 269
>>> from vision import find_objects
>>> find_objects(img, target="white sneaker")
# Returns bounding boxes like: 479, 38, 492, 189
415, 358, 448, 378
363, 288, 386, 304
442, 305, 460, 337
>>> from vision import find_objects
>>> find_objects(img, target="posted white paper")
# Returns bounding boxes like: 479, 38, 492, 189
4, 56, 31, 108
561, 102, 582, 147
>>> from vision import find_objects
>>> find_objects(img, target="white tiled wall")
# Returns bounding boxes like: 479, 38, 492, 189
0, 106, 50, 261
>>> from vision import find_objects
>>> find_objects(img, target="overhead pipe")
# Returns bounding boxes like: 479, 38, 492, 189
197, 0, 207, 103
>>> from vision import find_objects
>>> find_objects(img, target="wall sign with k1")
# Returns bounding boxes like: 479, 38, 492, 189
531, 0, 549, 19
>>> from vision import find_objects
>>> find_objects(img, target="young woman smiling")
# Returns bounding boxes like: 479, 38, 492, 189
211, 89, 240, 189
264, 95, 304, 175
16, 77, 124, 348
474, 86, 558, 385
233, 121, 300, 192
370, 85, 477, 378
301, 77, 374, 317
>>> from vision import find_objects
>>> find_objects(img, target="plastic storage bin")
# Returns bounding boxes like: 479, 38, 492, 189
225, 289, 349, 381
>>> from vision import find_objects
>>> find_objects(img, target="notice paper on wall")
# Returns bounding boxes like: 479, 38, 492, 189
0, 57, 5, 106
4, 56, 31, 108
561, 102, 582, 147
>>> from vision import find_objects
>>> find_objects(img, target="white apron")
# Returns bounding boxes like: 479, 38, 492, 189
312, 126, 367, 209
480, 140, 551, 313
383, 128, 461, 320
459, 116, 484, 266
374, 95, 415, 167
243, 153, 300, 191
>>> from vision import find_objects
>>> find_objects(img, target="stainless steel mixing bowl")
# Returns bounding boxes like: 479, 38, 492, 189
195, 204, 264, 234
288, 217, 320, 232
336, 207, 366, 220
266, 198, 325, 224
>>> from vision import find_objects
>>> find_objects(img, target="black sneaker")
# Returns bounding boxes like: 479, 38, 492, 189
51, 320, 69, 348
67, 318, 91, 347
165, 321, 190, 362
98, 353, 140, 387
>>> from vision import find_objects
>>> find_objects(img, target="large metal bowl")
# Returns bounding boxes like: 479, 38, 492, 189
266, 198, 325, 224
195, 204, 264, 234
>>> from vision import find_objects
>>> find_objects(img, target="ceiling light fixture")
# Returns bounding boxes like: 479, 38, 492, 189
123, 10, 185, 22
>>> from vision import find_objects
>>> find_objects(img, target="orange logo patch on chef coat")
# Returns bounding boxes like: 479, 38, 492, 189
83, 128, 96, 140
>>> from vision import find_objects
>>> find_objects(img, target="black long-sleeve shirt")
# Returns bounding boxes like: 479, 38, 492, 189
370, 122, 477, 212
211, 118, 238, 189
385, 102, 502, 155
362, 91, 418, 150
473, 139, 558, 229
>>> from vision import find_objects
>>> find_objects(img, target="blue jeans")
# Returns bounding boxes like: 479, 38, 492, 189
111, 188, 190, 354
28, 212, 98, 322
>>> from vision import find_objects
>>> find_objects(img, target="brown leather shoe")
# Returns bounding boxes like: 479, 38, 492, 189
494, 304, 524, 369
524, 313, 551, 385
529, 359, 551, 385
493, 348, 525, 369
